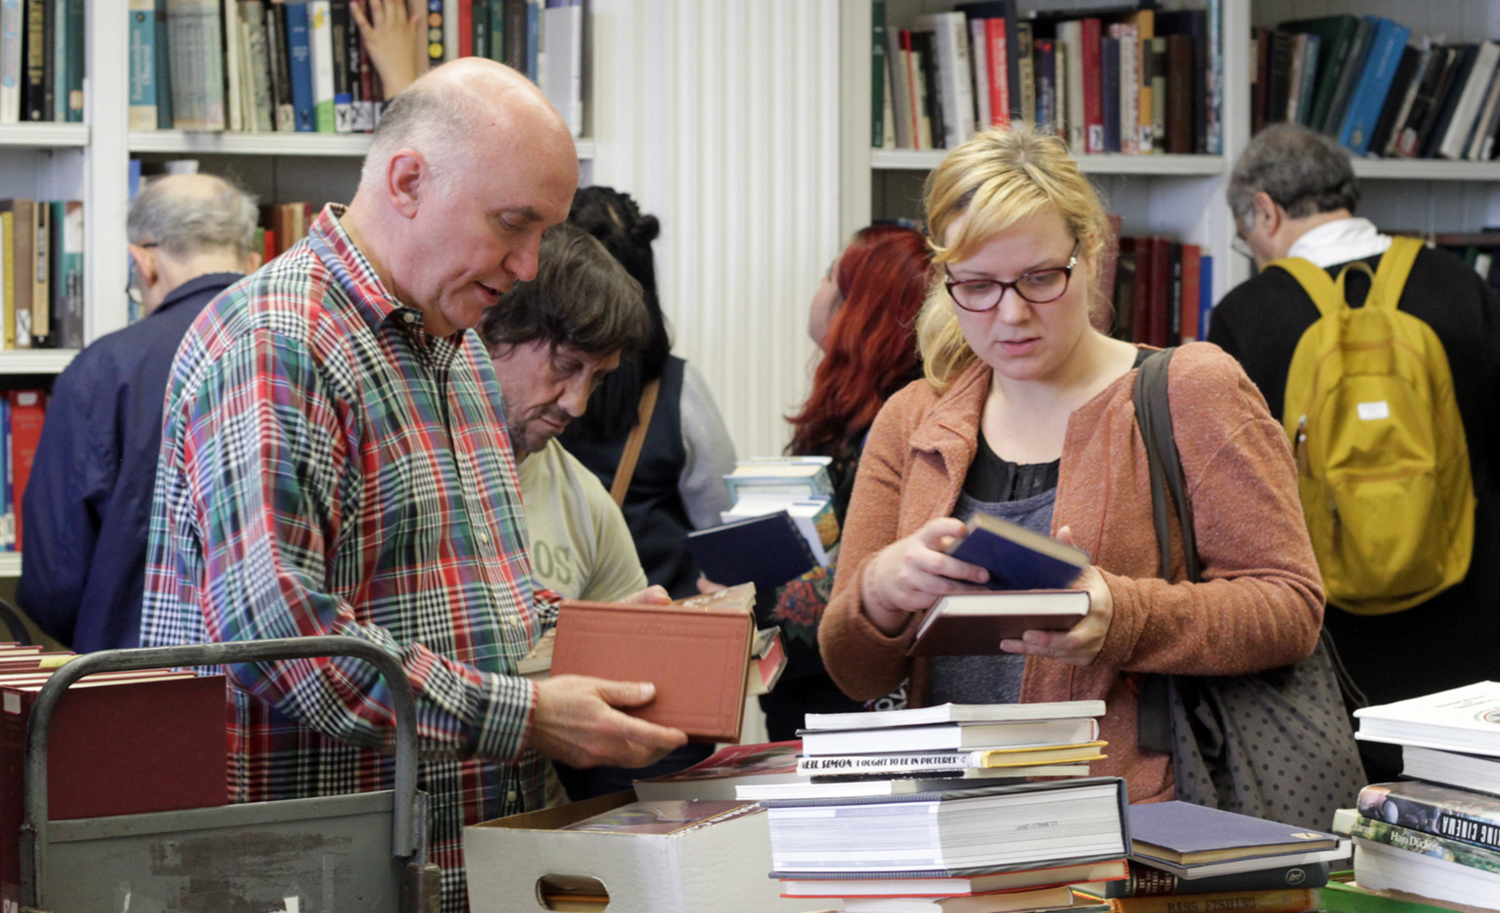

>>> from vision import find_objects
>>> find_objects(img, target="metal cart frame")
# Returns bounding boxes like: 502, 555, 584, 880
18, 635, 440, 913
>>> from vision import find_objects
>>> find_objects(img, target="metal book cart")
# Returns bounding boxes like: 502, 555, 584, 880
17, 636, 440, 913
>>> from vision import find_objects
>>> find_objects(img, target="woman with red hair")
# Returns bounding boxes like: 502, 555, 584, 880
760, 223, 935, 739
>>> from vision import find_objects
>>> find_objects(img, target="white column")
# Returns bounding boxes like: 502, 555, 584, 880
590, 0, 843, 458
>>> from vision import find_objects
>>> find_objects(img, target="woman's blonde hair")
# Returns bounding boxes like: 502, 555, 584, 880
916, 124, 1112, 389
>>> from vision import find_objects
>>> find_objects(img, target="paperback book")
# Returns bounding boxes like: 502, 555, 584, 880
799, 717, 1101, 756
1356, 780, 1500, 853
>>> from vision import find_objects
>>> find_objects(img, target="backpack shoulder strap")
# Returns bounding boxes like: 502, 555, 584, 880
1131, 347, 1201, 583
1367, 236, 1424, 310
1266, 255, 1346, 319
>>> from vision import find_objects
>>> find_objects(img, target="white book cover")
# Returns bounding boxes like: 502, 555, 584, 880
886, 27, 912, 149
167, 0, 226, 131
1466, 54, 1500, 161
1058, 20, 1085, 153
222, 0, 243, 131
800, 718, 1101, 757
0, 0, 20, 123
805, 700, 1106, 732
1355, 681, 1500, 755
1116, 24, 1138, 155
970, 17, 990, 130
442, 0, 458, 63
541, 2, 582, 137
1402, 745, 1500, 798
1439, 41, 1500, 161
913, 13, 974, 148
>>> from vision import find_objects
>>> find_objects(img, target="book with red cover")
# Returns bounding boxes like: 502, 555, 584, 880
1146, 236, 1173, 348
0, 672, 228, 908
1081, 18, 1104, 152
7, 389, 45, 552
550, 597, 756, 743
1164, 34, 1196, 154
985, 18, 1010, 128
1179, 244, 1202, 343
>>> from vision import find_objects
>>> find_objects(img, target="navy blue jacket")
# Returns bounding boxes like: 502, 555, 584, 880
17, 273, 241, 651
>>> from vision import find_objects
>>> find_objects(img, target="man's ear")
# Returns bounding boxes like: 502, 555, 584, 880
1252, 191, 1281, 234
386, 149, 428, 219
128, 244, 159, 290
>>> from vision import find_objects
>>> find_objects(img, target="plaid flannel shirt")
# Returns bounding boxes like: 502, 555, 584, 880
140, 204, 559, 912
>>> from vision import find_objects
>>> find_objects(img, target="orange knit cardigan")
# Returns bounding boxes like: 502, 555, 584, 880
818, 343, 1325, 804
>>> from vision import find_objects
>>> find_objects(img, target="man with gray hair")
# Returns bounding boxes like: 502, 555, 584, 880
18, 172, 261, 652
137, 59, 686, 911
1210, 122, 1500, 783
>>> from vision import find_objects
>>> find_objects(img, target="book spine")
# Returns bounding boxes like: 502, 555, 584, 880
244, 1, 274, 133
129, 0, 158, 130
2, 399, 12, 547
8, 201, 32, 349
968, 17, 989, 130
308, 0, 335, 132
29, 199, 46, 348
798, 752, 978, 776
872, 1, 888, 146
22, 0, 42, 120
1100, 36, 1119, 152
1017, 21, 1034, 128
1421, 45, 1480, 158
1322, 18, 1373, 135
328, 0, 352, 131
1439, 41, 1500, 160
1119, 27, 1138, 154
473, 0, 489, 59
425, 0, 443, 64
152, 0, 172, 128
0, 0, 18, 123
886, 27, 911, 149
7, 389, 44, 552
270, 2, 295, 131
59, 200, 81, 349
1351, 816, 1500, 875
221, 0, 242, 130
986, 18, 1008, 130
1035, 39, 1055, 133
1106, 862, 1329, 898
1360, 785, 1500, 852
0, 210, 12, 349
1081, 18, 1102, 153
1107, 889, 1318, 913
284, 2, 313, 132
1340, 19, 1412, 155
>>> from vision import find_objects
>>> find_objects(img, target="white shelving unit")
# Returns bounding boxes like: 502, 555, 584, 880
841, 0, 1500, 306
0, 0, 601, 578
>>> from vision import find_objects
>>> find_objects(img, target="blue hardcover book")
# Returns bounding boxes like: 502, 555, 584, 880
1101, 36, 1120, 153
686, 511, 817, 614
285, 2, 315, 132
1198, 254, 1213, 340
945, 511, 1090, 591
1338, 16, 1412, 154
1130, 801, 1342, 874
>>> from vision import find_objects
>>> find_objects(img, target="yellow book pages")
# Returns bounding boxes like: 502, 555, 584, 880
978, 740, 1109, 766
1106, 888, 1319, 913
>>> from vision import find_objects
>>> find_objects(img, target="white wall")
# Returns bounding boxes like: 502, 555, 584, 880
589, 0, 844, 459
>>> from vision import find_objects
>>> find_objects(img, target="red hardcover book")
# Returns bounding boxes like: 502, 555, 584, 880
458, 0, 473, 57
1147, 237, 1173, 348
986, 18, 1010, 128
1179, 244, 1202, 343
0, 673, 229, 909
7, 389, 45, 553
1081, 18, 1104, 152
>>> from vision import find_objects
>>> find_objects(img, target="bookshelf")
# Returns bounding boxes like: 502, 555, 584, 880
841, 0, 1500, 309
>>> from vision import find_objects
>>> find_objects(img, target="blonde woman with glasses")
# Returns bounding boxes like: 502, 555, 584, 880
818, 124, 1326, 804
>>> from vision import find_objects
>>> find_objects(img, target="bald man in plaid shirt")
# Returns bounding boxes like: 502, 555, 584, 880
139, 60, 687, 912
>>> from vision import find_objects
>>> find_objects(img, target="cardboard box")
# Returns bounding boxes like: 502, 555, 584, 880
464, 791, 829, 913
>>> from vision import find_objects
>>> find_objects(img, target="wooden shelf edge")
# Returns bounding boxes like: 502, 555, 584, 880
0, 124, 89, 148
0, 350, 78, 374
130, 131, 598, 160
870, 148, 1225, 175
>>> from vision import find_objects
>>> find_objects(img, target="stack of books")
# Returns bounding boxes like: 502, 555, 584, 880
1086, 801, 1348, 913
1331, 681, 1500, 911
746, 701, 1129, 912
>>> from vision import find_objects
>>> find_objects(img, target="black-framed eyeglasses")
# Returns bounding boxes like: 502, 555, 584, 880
944, 241, 1080, 312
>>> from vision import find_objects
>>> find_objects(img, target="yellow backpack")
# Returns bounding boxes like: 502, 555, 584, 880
1271, 236, 1475, 615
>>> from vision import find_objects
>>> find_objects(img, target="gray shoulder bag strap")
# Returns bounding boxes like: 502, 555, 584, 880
1132, 347, 1365, 829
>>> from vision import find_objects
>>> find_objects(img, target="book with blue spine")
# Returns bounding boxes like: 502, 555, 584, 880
1338, 16, 1412, 154
284, 1, 314, 132
153, 0, 173, 128
944, 511, 1090, 591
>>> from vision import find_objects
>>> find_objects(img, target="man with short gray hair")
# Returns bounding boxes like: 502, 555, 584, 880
1210, 122, 1500, 784
18, 172, 261, 652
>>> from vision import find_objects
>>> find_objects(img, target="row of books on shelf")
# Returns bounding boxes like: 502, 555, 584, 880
0, 0, 83, 124
0, 642, 227, 909
1255, 13, 1500, 163
0, 388, 44, 554
1110, 235, 1211, 349
128, 0, 584, 136
871, 1, 1222, 156
0, 200, 82, 351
